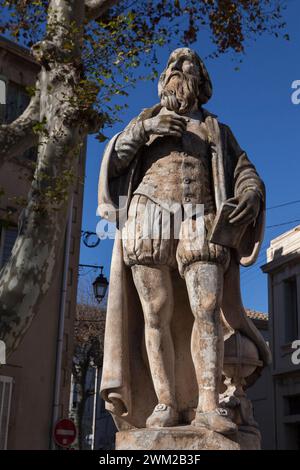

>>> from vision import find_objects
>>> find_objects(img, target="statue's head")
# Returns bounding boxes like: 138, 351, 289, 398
158, 48, 212, 114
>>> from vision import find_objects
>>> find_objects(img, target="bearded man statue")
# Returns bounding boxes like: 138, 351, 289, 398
98, 48, 271, 442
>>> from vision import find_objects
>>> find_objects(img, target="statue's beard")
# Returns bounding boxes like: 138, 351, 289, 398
160, 72, 200, 114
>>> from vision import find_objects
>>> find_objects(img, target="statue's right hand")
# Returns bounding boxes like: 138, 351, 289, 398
143, 114, 187, 138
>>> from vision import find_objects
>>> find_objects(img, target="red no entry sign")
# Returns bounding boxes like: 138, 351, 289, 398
54, 419, 77, 448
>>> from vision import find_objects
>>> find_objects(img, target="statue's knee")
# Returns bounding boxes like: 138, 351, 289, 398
189, 290, 219, 312
190, 292, 219, 320
144, 297, 172, 329
201, 293, 219, 313
144, 312, 170, 330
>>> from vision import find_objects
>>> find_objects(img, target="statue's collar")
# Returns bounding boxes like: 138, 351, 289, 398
138, 103, 218, 121
202, 107, 218, 119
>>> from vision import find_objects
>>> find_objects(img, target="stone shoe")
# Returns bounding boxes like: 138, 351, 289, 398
146, 403, 179, 428
192, 407, 237, 435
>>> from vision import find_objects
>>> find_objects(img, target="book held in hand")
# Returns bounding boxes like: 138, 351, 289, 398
208, 201, 248, 249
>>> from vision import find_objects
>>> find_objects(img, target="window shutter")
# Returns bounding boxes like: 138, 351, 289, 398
0, 376, 13, 450
0, 227, 18, 268
0, 79, 6, 124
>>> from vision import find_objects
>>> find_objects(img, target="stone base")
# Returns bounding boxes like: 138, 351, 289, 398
116, 426, 241, 450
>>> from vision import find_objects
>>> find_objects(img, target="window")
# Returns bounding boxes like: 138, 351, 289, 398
0, 226, 18, 269
64, 333, 69, 353
285, 394, 300, 415
66, 300, 71, 319
0, 78, 6, 124
284, 423, 300, 450
68, 268, 73, 287
284, 277, 299, 343
2, 80, 37, 161
72, 206, 77, 224
5, 81, 30, 124
0, 376, 13, 450
70, 236, 75, 255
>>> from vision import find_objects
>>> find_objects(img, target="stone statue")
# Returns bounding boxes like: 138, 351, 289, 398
98, 48, 271, 449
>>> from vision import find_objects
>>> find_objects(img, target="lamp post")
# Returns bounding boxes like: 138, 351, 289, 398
78, 264, 109, 303
80, 230, 109, 304
92, 266, 109, 303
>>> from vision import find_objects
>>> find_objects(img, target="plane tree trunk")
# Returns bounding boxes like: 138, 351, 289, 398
0, 0, 116, 356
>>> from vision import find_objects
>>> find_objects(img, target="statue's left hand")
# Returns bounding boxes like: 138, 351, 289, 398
228, 190, 261, 226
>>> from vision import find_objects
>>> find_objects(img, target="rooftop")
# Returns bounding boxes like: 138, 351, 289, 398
246, 308, 268, 322
0, 35, 38, 66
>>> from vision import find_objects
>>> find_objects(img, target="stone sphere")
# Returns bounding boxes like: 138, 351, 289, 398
223, 332, 261, 379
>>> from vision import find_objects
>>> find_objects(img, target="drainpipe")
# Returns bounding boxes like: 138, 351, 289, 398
91, 366, 99, 450
50, 195, 73, 449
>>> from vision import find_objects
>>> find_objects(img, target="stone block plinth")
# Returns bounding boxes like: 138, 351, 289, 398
116, 426, 241, 450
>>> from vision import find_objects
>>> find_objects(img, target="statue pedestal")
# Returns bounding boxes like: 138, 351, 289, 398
115, 426, 241, 450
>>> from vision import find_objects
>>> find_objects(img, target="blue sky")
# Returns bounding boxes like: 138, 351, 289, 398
79, 0, 300, 313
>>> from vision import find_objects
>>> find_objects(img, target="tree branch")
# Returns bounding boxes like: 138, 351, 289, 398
0, 87, 40, 165
85, 0, 120, 21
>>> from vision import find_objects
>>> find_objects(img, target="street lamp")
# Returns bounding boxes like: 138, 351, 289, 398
92, 266, 109, 303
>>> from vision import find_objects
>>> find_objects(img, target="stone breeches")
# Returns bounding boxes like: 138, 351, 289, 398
122, 195, 230, 277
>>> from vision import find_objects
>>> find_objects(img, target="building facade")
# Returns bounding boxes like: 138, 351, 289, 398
0, 37, 85, 449
262, 225, 300, 450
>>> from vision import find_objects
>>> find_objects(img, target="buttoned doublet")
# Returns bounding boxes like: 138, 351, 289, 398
112, 110, 229, 276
